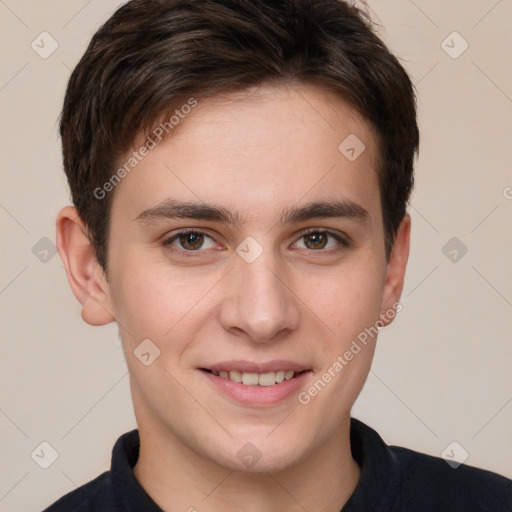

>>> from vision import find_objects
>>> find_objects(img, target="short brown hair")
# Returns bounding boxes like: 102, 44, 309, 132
60, 0, 419, 272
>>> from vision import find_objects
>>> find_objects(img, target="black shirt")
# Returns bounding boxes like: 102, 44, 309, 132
42, 418, 512, 511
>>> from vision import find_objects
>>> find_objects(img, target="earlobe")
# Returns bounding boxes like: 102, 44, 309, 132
56, 206, 115, 326
379, 214, 411, 327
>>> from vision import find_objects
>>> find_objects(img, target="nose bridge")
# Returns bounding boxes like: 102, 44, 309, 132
219, 246, 300, 342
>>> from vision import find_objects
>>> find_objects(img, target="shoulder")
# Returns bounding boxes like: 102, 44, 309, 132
42, 471, 115, 512
41, 429, 144, 512
391, 445, 512, 511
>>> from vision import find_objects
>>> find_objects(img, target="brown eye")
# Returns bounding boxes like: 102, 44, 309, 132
179, 232, 205, 250
294, 230, 349, 251
303, 232, 329, 249
163, 230, 217, 252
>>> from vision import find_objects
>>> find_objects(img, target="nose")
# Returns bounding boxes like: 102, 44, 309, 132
218, 251, 301, 344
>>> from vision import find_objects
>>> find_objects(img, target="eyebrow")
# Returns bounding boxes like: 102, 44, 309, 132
135, 198, 370, 226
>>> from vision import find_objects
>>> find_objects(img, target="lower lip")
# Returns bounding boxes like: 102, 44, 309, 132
200, 370, 312, 407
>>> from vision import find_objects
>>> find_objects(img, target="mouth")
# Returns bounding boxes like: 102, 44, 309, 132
198, 361, 312, 406
200, 368, 309, 387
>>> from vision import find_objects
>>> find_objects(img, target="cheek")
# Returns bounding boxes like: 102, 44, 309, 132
108, 249, 222, 345
299, 259, 384, 344
293, 271, 382, 437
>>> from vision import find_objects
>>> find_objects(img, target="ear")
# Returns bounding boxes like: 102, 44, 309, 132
56, 206, 115, 326
379, 213, 411, 327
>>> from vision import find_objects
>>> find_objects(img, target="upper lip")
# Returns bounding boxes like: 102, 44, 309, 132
201, 360, 312, 374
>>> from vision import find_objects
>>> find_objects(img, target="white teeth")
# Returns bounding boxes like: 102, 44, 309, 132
258, 372, 276, 387
284, 370, 294, 380
241, 372, 259, 386
228, 370, 242, 382
210, 369, 299, 386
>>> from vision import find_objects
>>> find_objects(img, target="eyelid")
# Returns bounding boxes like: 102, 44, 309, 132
163, 228, 213, 239
162, 227, 211, 241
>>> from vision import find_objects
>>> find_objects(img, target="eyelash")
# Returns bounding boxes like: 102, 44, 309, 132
162, 228, 350, 257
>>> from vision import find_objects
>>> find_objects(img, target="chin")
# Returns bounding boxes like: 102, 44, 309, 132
210, 427, 310, 473
218, 446, 304, 474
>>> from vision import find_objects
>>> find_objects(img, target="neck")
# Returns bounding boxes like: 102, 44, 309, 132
133, 418, 360, 512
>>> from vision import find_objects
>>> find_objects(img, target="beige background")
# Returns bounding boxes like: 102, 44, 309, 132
1, 0, 511, 510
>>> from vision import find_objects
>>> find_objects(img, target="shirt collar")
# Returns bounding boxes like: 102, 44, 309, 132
111, 429, 163, 511
342, 418, 401, 511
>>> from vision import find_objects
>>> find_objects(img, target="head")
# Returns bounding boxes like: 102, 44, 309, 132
57, 0, 418, 472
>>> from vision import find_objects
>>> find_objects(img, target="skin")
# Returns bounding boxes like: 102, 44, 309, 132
56, 82, 410, 512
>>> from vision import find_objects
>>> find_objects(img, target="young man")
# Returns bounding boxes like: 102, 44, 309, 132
46, 0, 511, 510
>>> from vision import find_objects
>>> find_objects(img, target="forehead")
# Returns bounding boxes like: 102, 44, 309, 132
111, 82, 382, 225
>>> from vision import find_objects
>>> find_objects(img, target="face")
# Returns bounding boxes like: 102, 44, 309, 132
100, 83, 406, 472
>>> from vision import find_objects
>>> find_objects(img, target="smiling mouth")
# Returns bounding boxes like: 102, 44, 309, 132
200, 368, 310, 387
